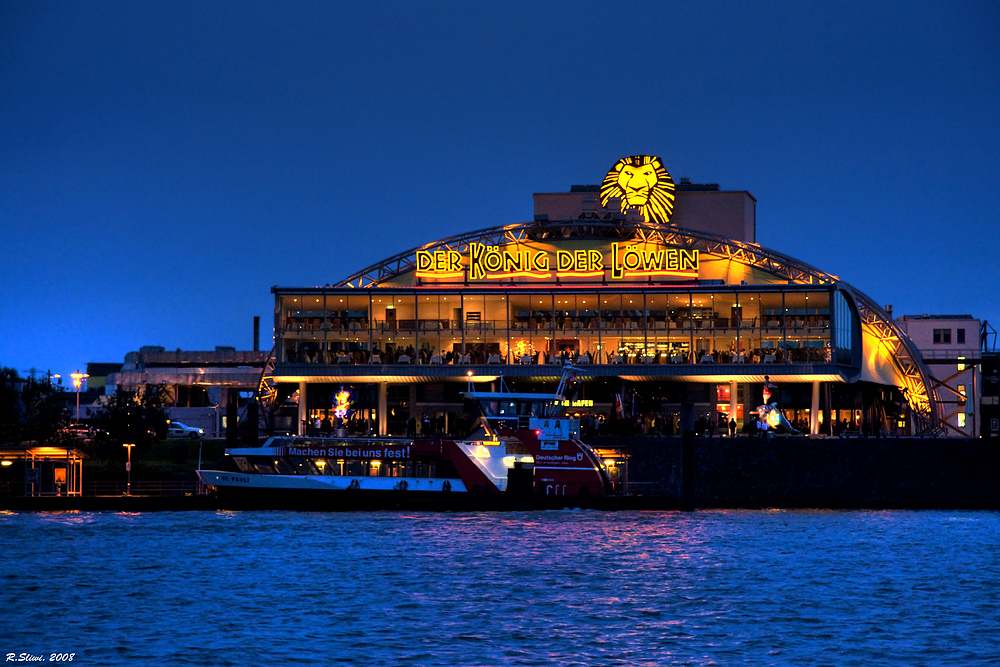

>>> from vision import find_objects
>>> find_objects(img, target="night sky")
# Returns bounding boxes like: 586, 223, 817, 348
2, 1, 998, 384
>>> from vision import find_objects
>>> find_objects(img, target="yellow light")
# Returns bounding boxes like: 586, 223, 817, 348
315, 460, 326, 470
1, 460, 12, 467
70, 371, 89, 389
603, 459, 616, 467
522, 456, 533, 464
371, 460, 381, 467
476, 446, 491, 458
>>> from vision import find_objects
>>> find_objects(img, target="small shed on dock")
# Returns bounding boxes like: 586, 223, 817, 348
0, 446, 87, 497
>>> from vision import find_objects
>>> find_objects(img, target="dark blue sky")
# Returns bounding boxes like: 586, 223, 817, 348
2, 1, 998, 382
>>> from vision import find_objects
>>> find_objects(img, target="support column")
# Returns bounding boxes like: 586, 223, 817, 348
824, 384, 834, 435
378, 382, 388, 436
297, 381, 307, 436
810, 380, 820, 435
729, 380, 739, 431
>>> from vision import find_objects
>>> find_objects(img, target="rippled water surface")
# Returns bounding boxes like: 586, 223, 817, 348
1, 509, 998, 666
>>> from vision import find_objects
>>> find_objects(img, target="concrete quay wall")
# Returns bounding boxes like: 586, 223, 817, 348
591, 435, 1000, 510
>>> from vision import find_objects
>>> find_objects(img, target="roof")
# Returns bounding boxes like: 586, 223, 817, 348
0, 446, 89, 461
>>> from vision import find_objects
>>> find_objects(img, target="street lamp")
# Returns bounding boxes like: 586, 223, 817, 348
123, 443, 135, 496
70, 371, 89, 421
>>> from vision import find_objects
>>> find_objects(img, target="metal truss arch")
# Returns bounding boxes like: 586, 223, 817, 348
334, 219, 939, 431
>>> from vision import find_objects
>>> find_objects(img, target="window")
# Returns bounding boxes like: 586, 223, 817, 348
958, 328, 965, 344
957, 413, 966, 428
933, 329, 951, 344
958, 385, 966, 404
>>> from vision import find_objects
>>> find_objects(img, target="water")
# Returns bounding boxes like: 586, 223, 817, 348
1, 510, 998, 666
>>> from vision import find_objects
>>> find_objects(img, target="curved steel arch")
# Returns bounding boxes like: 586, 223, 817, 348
335, 219, 939, 431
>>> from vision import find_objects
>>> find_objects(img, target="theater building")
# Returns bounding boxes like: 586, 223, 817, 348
263, 156, 939, 438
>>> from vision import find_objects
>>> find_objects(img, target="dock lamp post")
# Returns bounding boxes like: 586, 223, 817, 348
70, 371, 89, 421
123, 443, 135, 496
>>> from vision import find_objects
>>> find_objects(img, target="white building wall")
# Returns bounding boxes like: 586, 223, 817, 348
897, 316, 981, 435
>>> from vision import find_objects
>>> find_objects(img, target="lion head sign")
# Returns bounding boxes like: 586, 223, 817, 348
600, 155, 675, 225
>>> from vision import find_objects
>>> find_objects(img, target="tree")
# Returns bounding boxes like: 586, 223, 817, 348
0, 366, 69, 445
90, 385, 170, 455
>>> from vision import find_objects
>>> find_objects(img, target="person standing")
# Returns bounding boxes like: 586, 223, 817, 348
729, 417, 737, 438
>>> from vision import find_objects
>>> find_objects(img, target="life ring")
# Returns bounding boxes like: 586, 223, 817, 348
442, 480, 452, 492
347, 479, 360, 490
395, 480, 408, 491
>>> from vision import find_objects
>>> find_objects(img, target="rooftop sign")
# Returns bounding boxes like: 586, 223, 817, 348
416, 241, 698, 282
413, 155, 689, 283
600, 155, 675, 225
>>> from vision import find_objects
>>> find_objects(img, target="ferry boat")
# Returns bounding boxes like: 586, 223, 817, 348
197, 367, 630, 510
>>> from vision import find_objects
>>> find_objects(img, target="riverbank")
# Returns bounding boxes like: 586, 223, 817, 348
0, 494, 216, 511
2, 435, 997, 511
598, 434, 1000, 510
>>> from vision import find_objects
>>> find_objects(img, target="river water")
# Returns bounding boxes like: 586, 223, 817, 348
1, 510, 998, 666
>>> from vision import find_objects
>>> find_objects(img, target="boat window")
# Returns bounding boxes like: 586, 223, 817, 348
383, 461, 410, 477
274, 458, 297, 475
495, 401, 517, 416
344, 460, 365, 477
289, 456, 319, 475
253, 460, 277, 474
231, 456, 253, 474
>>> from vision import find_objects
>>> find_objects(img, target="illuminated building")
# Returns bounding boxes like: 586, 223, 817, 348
108, 346, 269, 437
266, 156, 942, 438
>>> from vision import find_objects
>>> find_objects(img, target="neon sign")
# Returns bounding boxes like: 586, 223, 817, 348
415, 250, 463, 278
600, 155, 675, 225
416, 242, 698, 282
333, 389, 352, 419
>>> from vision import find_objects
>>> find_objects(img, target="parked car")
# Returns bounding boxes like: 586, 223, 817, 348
166, 421, 204, 439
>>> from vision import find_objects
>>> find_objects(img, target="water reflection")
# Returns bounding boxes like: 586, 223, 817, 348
0, 510, 997, 665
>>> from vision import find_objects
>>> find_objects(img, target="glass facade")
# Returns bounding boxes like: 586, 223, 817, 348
276, 287, 840, 367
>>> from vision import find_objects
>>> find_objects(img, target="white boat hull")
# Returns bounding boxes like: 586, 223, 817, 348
197, 469, 467, 493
